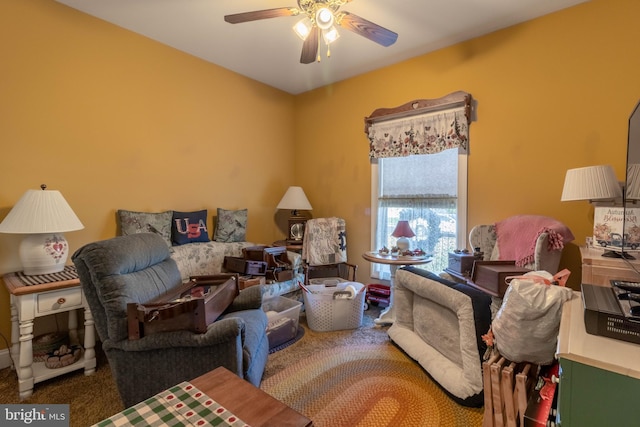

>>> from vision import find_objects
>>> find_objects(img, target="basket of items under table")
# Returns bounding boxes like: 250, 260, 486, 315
301, 279, 366, 332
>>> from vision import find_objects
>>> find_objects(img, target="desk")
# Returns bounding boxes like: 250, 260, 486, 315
362, 251, 431, 325
556, 293, 640, 426
3, 267, 96, 400
94, 367, 313, 427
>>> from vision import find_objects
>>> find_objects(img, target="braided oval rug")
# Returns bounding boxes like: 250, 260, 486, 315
261, 344, 483, 427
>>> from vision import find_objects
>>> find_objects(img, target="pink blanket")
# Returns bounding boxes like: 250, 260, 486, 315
495, 215, 574, 267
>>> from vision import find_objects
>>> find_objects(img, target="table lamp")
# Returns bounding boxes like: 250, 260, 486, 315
391, 220, 415, 251
561, 165, 625, 258
0, 185, 84, 275
560, 165, 622, 202
277, 186, 312, 243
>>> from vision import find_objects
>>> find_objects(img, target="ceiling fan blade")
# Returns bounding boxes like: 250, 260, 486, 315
224, 7, 298, 24
338, 12, 398, 47
300, 27, 319, 64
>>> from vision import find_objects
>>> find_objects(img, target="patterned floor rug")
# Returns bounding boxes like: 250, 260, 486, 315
261, 344, 484, 427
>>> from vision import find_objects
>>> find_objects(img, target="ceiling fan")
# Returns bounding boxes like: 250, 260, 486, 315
224, 0, 398, 64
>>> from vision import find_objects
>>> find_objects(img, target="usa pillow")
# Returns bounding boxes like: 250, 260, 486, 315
171, 210, 210, 245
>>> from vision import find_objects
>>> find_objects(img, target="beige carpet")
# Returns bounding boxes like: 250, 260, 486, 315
0, 343, 123, 427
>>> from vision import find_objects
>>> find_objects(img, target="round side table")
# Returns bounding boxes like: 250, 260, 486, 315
362, 251, 432, 325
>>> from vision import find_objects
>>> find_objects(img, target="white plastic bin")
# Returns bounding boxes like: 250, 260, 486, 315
263, 296, 302, 348
303, 282, 365, 332
308, 277, 347, 286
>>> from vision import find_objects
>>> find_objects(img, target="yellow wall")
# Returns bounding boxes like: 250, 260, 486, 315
1, 0, 639, 349
294, 0, 640, 291
0, 0, 296, 347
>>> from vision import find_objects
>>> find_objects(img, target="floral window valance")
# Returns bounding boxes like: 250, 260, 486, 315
364, 91, 473, 159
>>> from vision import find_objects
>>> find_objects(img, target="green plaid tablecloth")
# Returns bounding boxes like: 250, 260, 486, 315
92, 382, 250, 427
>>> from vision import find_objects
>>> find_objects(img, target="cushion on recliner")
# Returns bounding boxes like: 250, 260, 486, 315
221, 308, 269, 386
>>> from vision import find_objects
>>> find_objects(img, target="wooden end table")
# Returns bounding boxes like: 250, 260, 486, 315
191, 367, 312, 426
272, 240, 303, 253
362, 251, 432, 325
3, 266, 96, 400
94, 367, 313, 426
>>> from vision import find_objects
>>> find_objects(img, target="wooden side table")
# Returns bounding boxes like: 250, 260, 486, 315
580, 245, 640, 286
191, 367, 312, 426
3, 266, 96, 400
272, 240, 303, 253
361, 251, 432, 325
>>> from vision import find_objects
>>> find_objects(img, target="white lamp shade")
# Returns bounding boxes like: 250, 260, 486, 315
0, 188, 84, 234
561, 165, 622, 202
277, 186, 313, 211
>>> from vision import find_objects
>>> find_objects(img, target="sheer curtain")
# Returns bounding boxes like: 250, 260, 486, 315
374, 150, 459, 278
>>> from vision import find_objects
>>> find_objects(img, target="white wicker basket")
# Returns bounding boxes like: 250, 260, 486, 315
303, 282, 365, 332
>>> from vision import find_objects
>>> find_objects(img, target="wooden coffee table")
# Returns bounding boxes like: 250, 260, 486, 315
191, 367, 312, 426
94, 367, 312, 426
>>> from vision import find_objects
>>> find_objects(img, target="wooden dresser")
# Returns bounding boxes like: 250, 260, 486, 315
580, 246, 640, 286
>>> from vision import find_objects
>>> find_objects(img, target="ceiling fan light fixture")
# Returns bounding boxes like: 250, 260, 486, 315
315, 7, 334, 30
322, 25, 340, 44
293, 17, 313, 40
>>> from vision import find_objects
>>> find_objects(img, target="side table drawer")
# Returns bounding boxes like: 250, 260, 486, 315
37, 288, 83, 314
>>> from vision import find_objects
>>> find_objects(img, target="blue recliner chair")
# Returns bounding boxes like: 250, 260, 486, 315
72, 233, 269, 407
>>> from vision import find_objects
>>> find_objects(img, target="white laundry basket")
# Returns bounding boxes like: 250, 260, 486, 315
303, 282, 365, 332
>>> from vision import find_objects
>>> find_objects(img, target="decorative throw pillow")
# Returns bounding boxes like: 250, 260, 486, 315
117, 210, 173, 247
214, 208, 248, 242
171, 210, 210, 245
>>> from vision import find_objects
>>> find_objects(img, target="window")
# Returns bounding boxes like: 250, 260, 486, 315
370, 149, 468, 280
364, 92, 473, 281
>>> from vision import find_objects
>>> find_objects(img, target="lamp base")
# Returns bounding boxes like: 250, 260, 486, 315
396, 237, 410, 252
19, 233, 69, 275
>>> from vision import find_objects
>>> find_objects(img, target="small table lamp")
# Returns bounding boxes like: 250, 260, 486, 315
277, 186, 312, 244
561, 165, 622, 202
561, 165, 625, 258
0, 185, 84, 275
391, 220, 415, 252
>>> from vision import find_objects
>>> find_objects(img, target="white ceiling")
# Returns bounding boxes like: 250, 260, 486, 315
55, 0, 588, 95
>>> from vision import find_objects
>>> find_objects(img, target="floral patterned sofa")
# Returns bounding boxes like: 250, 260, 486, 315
170, 241, 302, 298
117, 208, 302, 298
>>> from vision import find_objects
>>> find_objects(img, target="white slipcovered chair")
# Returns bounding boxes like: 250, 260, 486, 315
302, 217, 356, 285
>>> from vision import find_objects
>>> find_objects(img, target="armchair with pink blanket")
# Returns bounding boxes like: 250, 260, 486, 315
469, 215, 574, 274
